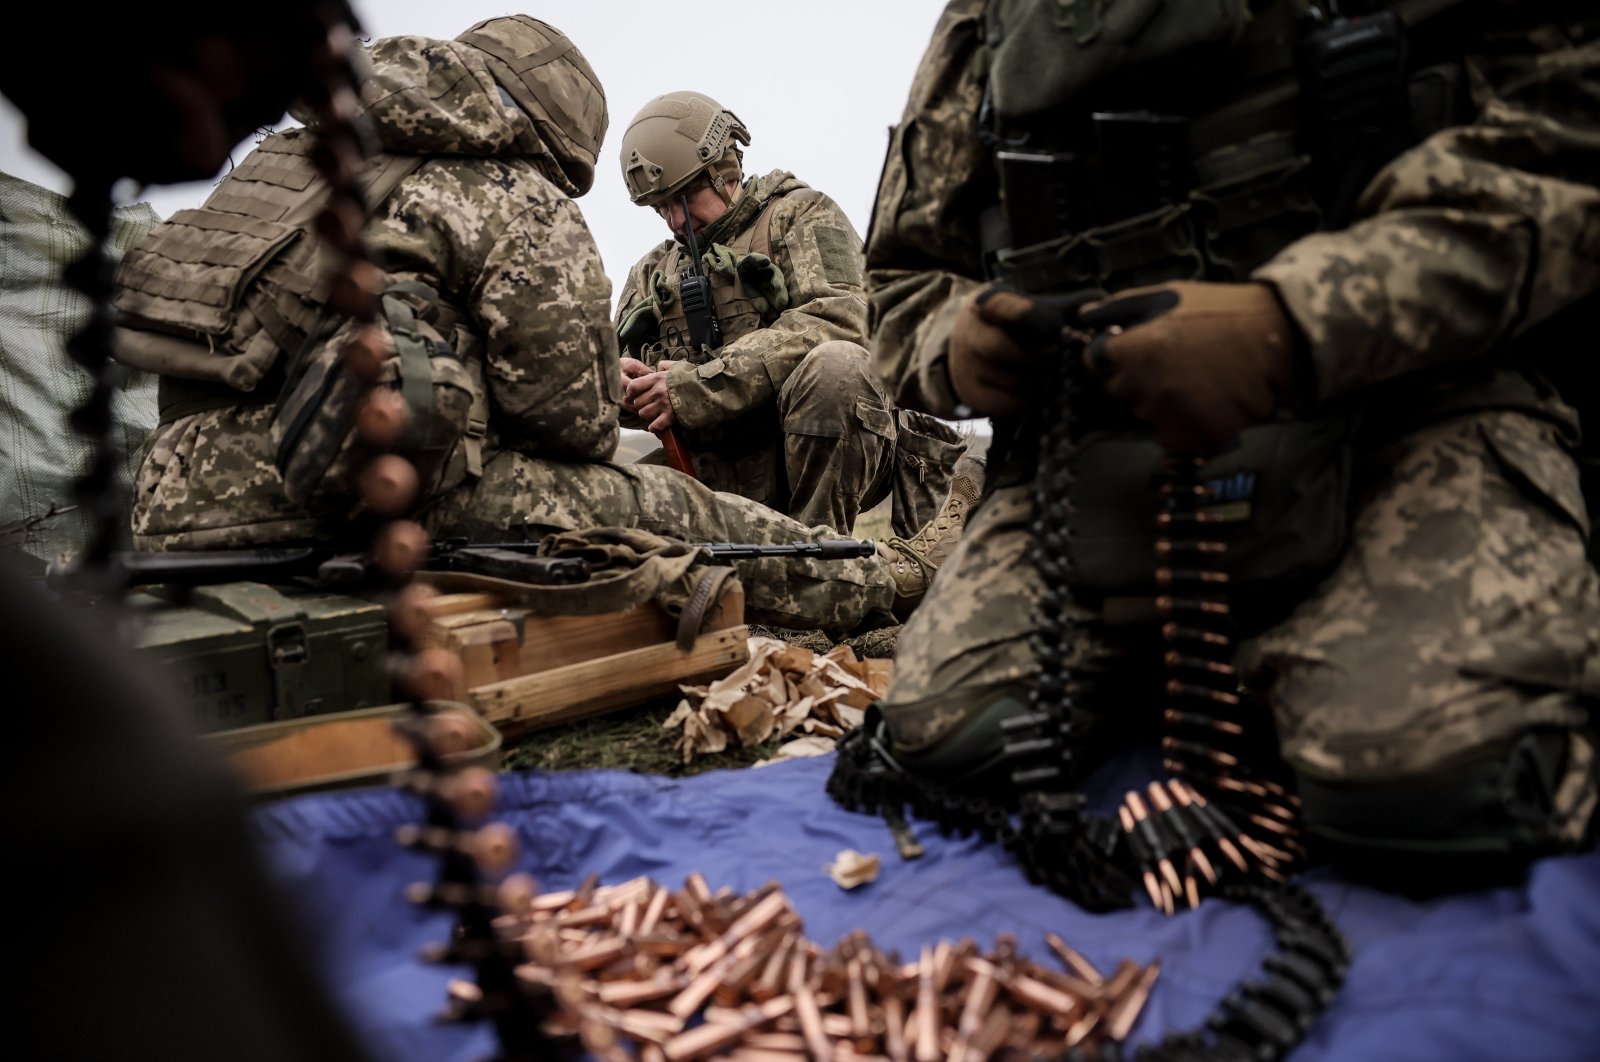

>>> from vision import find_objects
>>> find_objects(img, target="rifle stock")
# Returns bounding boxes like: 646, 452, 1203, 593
660, 426, 698, 478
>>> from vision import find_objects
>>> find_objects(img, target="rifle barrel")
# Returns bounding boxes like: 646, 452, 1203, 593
698, 539, 876, 561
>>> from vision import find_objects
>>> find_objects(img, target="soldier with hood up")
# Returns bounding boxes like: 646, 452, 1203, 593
613, 91, 978, 542
112, 16, 959, 635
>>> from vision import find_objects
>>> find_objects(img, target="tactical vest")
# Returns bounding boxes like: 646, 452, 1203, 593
111, 128, 489, 488
647, 178, 795, 367
115, 132, 401, 392
976, 0, 1587, 611
979, 0, 1478, 292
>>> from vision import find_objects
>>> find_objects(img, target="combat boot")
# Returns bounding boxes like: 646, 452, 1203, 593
878, 453, 985, 617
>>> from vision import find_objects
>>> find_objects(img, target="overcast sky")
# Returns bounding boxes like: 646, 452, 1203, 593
0, 0, 950, 310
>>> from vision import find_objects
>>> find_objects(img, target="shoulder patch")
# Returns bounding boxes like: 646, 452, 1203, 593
813, 224, 864, 288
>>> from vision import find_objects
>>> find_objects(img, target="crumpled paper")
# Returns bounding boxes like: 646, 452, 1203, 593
663, 636, 893, 764
825, 849, 881, 889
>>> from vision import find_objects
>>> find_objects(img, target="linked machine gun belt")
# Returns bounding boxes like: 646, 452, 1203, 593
827, 324, 1348, 1061
48, 10, 576, 1057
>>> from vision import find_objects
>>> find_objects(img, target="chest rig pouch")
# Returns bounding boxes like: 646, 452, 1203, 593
1066, 414, 1357, 621
983, 0, 1316, 290
984, 0, 1255, 122
981, 0, 1472, 288
645, 191, 792, 368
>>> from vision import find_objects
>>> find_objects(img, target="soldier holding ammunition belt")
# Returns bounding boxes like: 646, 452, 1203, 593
859, 0, 1600, 877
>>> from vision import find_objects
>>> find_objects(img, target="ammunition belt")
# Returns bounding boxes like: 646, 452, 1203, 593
827, 354, 1348, 1060
1115, 879, 1350, 1062
827, 729, 1349, 1061
828, 720, 1131, 909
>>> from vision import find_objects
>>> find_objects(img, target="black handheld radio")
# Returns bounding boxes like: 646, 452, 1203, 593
677, 194, 723, 352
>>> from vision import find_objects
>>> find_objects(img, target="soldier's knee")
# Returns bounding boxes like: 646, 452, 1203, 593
882, 681, 1026, 767
778, 341, 880, 421
796, 339, 871, 379
1292, 726, 1597, 890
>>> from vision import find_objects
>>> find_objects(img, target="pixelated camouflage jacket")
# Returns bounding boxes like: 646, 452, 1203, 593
353, 33, 619, 461
130, 33, 618, 548
867, 0, 1600, 428
613, 170, 869, 436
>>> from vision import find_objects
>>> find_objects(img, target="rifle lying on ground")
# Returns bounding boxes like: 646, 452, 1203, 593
696, 540, 876, 561
68, 537, 878, 591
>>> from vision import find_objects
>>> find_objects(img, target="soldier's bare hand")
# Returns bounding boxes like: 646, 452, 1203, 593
624, 369, 663, 405
619, 357, 652, 413
626, 370, 675, 429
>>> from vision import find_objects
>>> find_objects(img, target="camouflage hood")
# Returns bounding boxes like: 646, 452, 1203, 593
298, 24, 606, 198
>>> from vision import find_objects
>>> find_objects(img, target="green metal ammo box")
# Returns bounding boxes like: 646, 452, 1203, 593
124, 581, 392, 732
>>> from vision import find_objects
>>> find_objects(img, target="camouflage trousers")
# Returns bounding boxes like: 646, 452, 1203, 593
426, 449, 898, 633
132, 406, 319, 550
132, 407, 897, 635
658, 341, 965, 536
885, 410, 1599, 853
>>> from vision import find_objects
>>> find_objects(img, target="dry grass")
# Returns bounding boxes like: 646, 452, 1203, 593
499, 692, 789, 775
852, 496, 894, 541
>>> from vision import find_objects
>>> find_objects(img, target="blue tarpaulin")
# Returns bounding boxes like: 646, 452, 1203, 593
252, 753, 1600, 1061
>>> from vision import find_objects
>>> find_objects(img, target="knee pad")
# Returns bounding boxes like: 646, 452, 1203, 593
882, 682, 1030, 785
1294, 727, 1597, 890
879, 681, 1106, 797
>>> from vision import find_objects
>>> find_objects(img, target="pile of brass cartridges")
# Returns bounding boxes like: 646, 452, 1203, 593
474, 872, 1159, 1060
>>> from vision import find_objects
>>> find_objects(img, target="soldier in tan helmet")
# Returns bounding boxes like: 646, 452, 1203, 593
614, 90, 981, 546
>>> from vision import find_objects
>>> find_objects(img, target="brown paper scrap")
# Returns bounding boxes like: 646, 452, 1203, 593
825, 849, 881, 889
663, 637, 892, 763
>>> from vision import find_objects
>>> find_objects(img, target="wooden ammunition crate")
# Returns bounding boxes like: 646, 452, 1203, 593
202, 701, 500, 798
415, 572, 749, 738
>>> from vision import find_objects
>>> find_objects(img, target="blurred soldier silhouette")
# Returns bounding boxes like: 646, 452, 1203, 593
1, 6, 376, 1059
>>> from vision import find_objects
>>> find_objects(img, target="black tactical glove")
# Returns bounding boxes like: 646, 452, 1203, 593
1082, 281, 1302, 453
947, 284, 1104, 416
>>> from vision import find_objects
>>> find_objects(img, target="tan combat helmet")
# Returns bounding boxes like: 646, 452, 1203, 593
456, 15, 608, 196
620, 90, 750, 206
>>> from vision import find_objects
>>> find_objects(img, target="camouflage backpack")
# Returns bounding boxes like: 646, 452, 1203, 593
111, 129, 487, 515
271, 279, 487, 512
